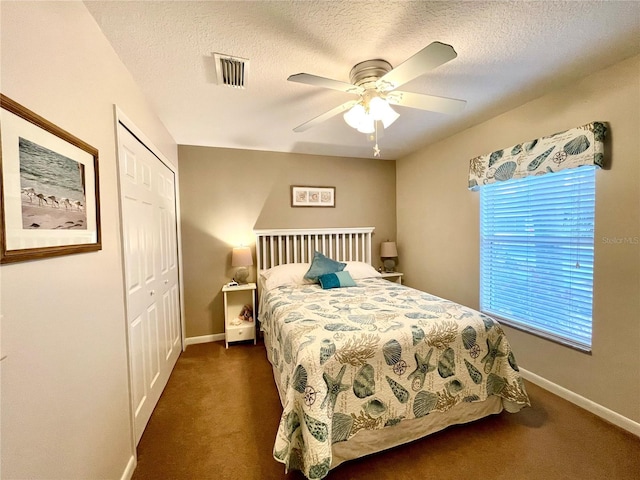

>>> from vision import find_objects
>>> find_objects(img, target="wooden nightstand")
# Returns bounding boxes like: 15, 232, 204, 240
222, 282, 257, 348
380, 272, 403, 284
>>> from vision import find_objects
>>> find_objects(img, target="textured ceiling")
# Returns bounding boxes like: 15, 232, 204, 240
85, 1, 640, 160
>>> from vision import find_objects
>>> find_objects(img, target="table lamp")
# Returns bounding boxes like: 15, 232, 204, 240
232, 246, 253, 284
380, 241, 398, 273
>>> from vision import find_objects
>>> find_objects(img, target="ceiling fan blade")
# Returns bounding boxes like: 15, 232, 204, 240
288, 73, 363, 94
386, 91, 466, 115
376, 42, 458, 91
293, 100, 358, 132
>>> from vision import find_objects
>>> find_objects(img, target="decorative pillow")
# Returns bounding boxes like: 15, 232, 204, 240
304, 251, 346, 282
318, 271, 356, 290
260, 263, 314, 290
344, 261, 382, 279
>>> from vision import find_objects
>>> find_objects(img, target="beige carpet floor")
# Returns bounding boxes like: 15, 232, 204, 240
131, 341, 639, 480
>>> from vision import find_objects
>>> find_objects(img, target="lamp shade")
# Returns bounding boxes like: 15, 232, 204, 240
343, 103, 366, 129
380, 103, 400, 129
380, 241, 398, 258
368, 96, 399, 126
356, 116, 375, 134
232, 246, 253, 267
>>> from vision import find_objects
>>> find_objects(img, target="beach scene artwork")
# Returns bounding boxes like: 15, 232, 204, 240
19, 137, 87, 230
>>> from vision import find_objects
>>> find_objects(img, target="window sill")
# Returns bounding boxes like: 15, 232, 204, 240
481, 310, 592, 354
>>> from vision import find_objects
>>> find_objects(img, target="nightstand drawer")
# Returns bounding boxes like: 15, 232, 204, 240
226, 324, 255, 343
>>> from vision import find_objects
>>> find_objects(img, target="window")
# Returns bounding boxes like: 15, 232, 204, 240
480, 166, 596, 351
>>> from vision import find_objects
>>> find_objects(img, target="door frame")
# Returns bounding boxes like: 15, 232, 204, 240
113, 106, 186, 457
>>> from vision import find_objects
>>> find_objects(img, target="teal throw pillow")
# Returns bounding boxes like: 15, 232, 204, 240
304, 251, 346, 282
318, 271, 356, 289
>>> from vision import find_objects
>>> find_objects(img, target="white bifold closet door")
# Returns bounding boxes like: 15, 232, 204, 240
118, 123, 181, 444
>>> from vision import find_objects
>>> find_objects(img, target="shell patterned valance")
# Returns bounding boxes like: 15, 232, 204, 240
468, 121, 606, 190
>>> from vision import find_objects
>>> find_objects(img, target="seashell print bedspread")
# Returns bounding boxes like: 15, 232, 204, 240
260, 278, 530, 479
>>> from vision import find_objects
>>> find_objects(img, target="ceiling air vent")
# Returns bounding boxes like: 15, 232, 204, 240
213, 53, 249, 89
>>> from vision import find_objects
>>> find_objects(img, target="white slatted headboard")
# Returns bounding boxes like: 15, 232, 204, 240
254, 227, 375, 278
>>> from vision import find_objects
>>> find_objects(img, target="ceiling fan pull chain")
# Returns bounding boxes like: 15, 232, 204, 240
373, 121, 381, 157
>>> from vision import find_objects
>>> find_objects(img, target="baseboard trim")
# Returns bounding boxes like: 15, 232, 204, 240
120, 455, 136, 480
519, 368, 639, 437
185, 333, 225, 346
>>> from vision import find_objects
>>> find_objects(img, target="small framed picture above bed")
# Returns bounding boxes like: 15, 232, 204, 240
291, 185, 335, 208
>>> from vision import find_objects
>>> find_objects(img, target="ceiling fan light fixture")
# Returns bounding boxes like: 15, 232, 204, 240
344, 97, 398, 134
356, 116, 375, 134
379, 102, 400, 129
343, 103, 366, 129
369, 95, 399, 128
368, 96, 387, 120
343, 103, 375, 133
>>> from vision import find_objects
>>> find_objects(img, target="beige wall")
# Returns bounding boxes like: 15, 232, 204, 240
0, 2, 178, 478
397, 55, 640, 423
178, 146, 396, 338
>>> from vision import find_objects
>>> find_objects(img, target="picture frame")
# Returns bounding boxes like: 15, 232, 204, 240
291, 185, 335, 208
0, 94, 101, 264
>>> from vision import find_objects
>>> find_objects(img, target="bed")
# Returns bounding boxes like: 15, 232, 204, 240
255, 227, 530, 479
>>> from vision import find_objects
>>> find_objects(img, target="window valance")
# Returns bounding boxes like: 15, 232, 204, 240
468, 121, 606, 190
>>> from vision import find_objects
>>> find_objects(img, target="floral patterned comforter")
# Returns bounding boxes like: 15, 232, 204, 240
260, 278, 530, 479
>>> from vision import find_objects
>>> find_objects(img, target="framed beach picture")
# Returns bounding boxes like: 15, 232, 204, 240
0, 94, 101, 264
291, 185, 335, 208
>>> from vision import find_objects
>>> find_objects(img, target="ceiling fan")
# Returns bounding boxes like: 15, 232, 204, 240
287, 42, 466, 156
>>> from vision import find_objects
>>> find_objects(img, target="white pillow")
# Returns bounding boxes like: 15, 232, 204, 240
344, 261, 382, 279
260, 263, 315, 290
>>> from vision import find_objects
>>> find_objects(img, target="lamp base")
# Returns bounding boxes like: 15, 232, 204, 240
234, 267, 249, 284
383, 258, 396, 273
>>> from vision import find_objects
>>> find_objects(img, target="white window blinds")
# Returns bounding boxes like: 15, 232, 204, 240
480, 166, 596, 351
